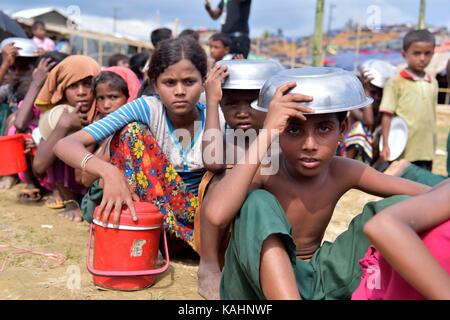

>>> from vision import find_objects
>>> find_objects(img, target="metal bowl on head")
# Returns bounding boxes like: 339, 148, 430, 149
252, 67, 373, 113
360, 59, 397, 89
217, 59, 285, 90
0, 37, 38, 57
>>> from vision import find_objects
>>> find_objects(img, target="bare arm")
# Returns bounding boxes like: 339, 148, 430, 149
204, 0, 223, 20
345, 158, 431, 197
363, 181, 450, 299
33, 106, 88, 177
54, 129, 138, 227
204, 82, 313, 228
379, 112, 392, 162
202, 64, 228, 173
15, 58, 55, 132
0, 43, 18, 84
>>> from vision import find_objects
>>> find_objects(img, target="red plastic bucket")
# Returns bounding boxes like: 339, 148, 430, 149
87, 202, 170, 291
0, 134, 31, 176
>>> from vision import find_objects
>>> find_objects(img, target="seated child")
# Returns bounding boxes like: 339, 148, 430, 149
353, 179, 450, 300
79, 67, 141, 221
33, 55, 101, 221
11, 52, 68, 203
198, 59, 284, 299
202, 67, 431, 300
54, 37, 213, 254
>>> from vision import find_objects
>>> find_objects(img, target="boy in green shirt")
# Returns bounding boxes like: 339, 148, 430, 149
379, 29, 438, 171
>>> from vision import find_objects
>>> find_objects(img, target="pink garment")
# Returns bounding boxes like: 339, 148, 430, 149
352, 220, 450, 300
32, 36, 55, 52
7, 100, 41, 136
104, 66, 141, 102
39, 158, 86, 195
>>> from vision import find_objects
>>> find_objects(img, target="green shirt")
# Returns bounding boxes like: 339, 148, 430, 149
379, 69, 438, 162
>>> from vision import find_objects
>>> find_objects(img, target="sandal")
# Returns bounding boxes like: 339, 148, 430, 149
45, 197, 66, 209
18, 188, 43, 204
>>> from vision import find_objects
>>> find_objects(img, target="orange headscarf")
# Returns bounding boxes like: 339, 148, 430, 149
104, 66, 141, 102
36, 55, 101, 112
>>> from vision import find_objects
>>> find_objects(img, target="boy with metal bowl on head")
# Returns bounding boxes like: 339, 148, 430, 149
203, 67, 431, 300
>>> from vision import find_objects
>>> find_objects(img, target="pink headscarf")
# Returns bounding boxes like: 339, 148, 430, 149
104, 66, 141, 102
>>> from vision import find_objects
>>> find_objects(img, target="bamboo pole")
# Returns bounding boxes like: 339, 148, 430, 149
418, 0, 426, 29
312, 0, 325, 67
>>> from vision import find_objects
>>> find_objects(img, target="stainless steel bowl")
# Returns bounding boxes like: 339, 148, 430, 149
217, 59, 285, 90
0, 37, 38, 57
252, 67, 373, 113
360, 59, 397, 88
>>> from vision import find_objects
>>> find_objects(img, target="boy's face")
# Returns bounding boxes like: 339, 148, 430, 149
279, 113, 346, 178
402, 41, 434, 74
209, 39, 230, 62
221, 89, 265, 131
64, 76, 95, 114
9, 57, 35, 86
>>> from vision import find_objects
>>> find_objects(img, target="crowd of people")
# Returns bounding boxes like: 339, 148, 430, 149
0, 15, 449, 300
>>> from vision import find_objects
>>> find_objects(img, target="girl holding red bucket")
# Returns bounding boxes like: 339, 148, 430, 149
5, 52, 68, 203
55, 37, 216, 254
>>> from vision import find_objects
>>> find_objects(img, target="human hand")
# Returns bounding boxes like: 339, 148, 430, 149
204, 0, 211, 9
58, 105, 84, 132
380, 144, 391, 162
361, 71, 374, 95
23, 136, 37, 154
205, 63, 228, 106
263, 81, 314, 133
232, 54, 244, 60
1, 43, 19, 68
32, 57, 56, 86
96, 165, 139, 228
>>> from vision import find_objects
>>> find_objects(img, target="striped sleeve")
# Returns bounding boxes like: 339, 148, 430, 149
83, 97, 152, 142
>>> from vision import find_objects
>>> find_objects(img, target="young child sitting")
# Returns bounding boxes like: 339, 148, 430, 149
379, 29, 438, 172
198, 59, 284, 299
353, 179, 450, 300
202, 67, 431, 300
79, 67, 141, 222
33, 55, 101, 221
54, 37, 210, 254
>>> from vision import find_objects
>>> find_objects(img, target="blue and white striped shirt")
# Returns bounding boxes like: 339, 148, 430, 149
83, 96, 218, 195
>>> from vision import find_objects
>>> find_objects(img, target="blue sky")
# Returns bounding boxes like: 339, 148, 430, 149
4, 0, 450, 38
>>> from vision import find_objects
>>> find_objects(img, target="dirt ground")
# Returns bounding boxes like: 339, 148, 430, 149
0, 107, 448, 300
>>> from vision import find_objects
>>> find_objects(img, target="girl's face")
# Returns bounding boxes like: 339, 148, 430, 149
95, 82, 128, 115
64, 76, 94, 113
154, 58, 203, 117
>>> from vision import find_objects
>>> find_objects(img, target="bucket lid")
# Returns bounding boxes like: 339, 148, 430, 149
93, 201, 163, 229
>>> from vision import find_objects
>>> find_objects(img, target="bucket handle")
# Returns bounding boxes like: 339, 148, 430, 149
86, 223, 170, 277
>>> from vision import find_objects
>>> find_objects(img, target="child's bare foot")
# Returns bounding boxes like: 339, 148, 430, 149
197, 261, 221, 300
59, 200, 83, 222
0, 175, 18, 189
384, 159, 411, 177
